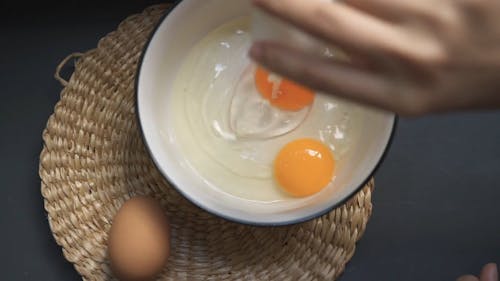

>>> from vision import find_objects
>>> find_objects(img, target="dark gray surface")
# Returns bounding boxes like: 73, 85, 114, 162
1, 2, 499, 280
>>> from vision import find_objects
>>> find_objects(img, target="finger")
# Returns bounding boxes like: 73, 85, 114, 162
457, 275, 480, 281
345, 0, 440, 22
249, 41, 403, 112
252, 0, 444, 66
252, 0, 400, 53
480, 263, 499, 281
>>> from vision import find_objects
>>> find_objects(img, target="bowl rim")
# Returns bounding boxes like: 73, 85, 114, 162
135, 1, 398, 226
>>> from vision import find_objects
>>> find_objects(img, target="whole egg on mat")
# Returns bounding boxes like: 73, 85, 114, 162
169, 16, 364, 202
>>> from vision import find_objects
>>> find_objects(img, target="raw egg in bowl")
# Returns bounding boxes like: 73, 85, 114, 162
136, 0, 396, 226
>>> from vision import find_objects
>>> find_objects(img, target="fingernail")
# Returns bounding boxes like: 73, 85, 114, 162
249, 42, 264, 61
490, 263, 498, 280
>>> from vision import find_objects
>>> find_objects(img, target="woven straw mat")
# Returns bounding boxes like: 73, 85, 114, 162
39, 4, 375, 281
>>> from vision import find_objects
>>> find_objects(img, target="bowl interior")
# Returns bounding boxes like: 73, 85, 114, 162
137, 0, 395, 225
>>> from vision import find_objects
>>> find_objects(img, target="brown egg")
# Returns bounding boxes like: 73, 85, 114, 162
108, 196, 170, 281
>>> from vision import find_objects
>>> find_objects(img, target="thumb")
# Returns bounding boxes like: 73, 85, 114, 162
480, 263, 498, 281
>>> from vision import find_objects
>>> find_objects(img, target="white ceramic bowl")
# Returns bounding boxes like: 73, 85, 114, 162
136, 0, 396, 226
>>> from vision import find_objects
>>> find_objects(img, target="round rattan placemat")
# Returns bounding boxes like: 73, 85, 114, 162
39, 5, 375, 281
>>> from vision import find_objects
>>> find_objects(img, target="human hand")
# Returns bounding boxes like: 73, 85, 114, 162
249, 0, 500, 116
457, 263, 498, 281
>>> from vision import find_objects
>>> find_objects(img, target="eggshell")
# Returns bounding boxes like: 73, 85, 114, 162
108, 196, 170, 281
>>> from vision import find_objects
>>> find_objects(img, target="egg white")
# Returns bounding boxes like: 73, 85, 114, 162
168, 17, 365, 202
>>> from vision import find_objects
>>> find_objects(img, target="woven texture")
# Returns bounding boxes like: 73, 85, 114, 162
39, 5, 375, 281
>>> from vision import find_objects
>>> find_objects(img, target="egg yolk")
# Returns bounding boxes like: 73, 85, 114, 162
274, 139, 335, 197
255, 66, 315, 111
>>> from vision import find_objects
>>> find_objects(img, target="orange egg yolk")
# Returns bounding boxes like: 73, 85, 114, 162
255, 66, 315, 111
274, 139, 335, 197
